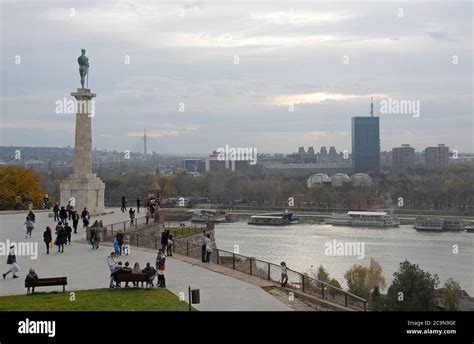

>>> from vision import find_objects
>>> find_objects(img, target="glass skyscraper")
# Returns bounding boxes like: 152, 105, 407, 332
351, 116, 380, 174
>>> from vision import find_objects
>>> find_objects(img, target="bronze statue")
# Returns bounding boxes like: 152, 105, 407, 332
78, 49, 89, 89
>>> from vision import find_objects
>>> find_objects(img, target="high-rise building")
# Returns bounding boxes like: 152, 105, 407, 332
351, 101, 380, 173
425, 144, 449, 166
392, 144, 415, 167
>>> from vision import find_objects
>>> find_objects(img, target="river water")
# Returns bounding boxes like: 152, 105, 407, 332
214, 222, 473, 294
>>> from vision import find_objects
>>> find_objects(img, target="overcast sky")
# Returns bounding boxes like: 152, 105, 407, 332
0, 0, 472, 154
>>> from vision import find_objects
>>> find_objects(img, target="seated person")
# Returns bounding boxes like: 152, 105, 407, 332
111, 261, 123, 288
142, 262, 156, 288
121, 261, 132, 287
25, 267, 39, 293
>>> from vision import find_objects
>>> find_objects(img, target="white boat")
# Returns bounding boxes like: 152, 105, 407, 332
248, 211, 299, 226
326, 211, 400, 227
415, 217, 464, 231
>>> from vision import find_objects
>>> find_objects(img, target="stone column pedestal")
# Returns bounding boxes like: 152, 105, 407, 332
60, 88, 105, 215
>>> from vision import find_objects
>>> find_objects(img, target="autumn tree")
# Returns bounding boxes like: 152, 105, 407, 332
0, 167, 44, 210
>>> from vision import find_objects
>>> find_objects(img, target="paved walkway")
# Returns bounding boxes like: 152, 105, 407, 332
0, 210, 291, 311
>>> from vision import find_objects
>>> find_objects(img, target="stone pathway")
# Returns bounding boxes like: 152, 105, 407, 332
0, 210, 291, 311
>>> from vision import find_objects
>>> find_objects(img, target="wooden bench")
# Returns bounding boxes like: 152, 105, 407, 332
25, 277, 67, 294
115, 272, 151, 287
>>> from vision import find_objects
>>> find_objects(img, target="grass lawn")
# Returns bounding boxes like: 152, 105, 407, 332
0, 288, 194, 311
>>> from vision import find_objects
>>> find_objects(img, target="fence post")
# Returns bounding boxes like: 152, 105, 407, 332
301, 274, 305, 292
321, 283, 325, 299
136, 234, 138, 246
216, 249, 220, 265
123, 221, 126, 231
135, 218, 137, 227
232, 254, 235, 270
186, 242, 189, 256
345, 293, 348, 307
267, 263, 271, 281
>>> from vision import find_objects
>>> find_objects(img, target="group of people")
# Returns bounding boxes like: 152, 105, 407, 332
87, 220, 104, 250
106, 250, 167, 288
53, 202, 90, 231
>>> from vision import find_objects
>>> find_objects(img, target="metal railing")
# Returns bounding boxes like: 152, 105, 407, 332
98, 223, 367, 311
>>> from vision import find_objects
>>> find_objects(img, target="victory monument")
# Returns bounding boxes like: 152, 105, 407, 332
60, 49, 106, 214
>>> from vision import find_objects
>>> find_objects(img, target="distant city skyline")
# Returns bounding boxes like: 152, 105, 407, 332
1, 1, 472, 154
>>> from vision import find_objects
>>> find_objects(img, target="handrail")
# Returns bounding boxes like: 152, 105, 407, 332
99, 226, 367, 310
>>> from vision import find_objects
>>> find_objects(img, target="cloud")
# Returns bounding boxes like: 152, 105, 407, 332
127, 124, 200, 138
271, 92, 389, 106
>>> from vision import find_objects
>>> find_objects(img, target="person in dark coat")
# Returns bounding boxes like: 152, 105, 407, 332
25, 267, 39, 293
72, 210, 80, 234
161, 230, 169, 255
53, 202, 60, 222
142, 262, 156, 288
64, 222, 73, 245
136, 197, 141, 213
129, 208, 135, 226
55, 226, 67, 253
27, 210, 36, 223
121, 194, 126, 213
2, 246, 19, 279
116, 231, 124, 256
59, 206, 68, 225
81, 208, 89, 228
43, 227, 52, 254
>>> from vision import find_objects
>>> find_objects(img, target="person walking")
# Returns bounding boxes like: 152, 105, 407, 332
145, 207, 150, 225
55, 225, 67, 253
95, 225, 102, 249
43, 227, 52, 255
3, 246, 20, 279
72, 210, 79, 234
81, 208, 90, 228
59, 206, 68, 225
121, 194, 126, 213
66, 201, 72, 220
90, 226, 97, 249
129, 208, 135, 226
166, 231, 173, 257
280, 261, 288, 287
160, 230, 169, 255
27, 209, 36, 223
156, 250, 166, 288
136, 197, 141, 213
64, 222, 73, 245
53, 202, 60, 222
201, 230, 207, 262
24, 216, 34, 238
